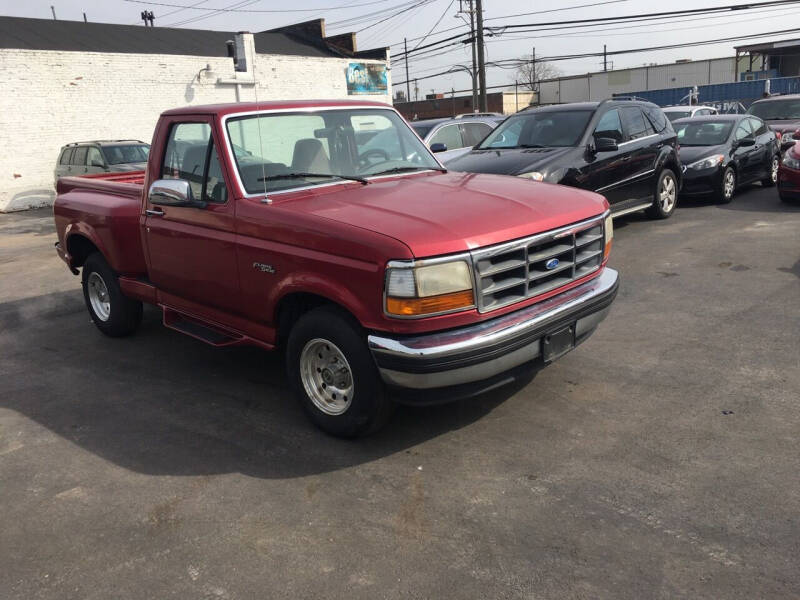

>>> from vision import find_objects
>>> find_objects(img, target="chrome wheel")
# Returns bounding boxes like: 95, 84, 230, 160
723, 169, 736, 199
771, 156, 779, 183
87, 272, 111, 321
299, 338, 354, 416
659, 174, 677, 212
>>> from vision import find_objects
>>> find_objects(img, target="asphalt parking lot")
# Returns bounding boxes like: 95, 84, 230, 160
1, 185, 799, 599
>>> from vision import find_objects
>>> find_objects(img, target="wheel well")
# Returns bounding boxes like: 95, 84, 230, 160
67, 235, 100, 268
275, 293, 357, 348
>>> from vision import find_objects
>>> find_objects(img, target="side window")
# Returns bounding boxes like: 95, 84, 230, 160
429, 124, 463, 150
162, 122, 228, 204
620, 107, 651, 141
59, 149, 72, 165
734, 121, 754, 141
460, 123, 492, 147
594, 109, 623, 143
72, 147, 88, 166
747, 117, 767, 136
86, 147, 104, 167
643, 106, 668, 133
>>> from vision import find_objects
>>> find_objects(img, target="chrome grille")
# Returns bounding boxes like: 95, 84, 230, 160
471, 215, 605, 313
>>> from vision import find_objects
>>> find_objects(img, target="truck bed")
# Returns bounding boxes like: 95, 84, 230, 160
54, 171, 148, 277
56, 171, 146, 198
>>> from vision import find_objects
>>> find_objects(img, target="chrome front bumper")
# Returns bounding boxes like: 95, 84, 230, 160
368, 268, 619, 390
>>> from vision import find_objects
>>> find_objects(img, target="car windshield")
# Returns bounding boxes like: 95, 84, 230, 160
747, 99, 800, 120
226, 109, 440, 194
478, 110, 592, 149
675, 121, 733, 146
102, 144, 150, 165
665, 110, 691, 122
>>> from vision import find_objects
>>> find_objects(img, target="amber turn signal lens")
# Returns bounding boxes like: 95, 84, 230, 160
386, 289, 475, 316
604, 239, 612, 260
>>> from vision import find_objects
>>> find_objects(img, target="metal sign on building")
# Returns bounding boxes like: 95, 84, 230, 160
346, 62, 387, 95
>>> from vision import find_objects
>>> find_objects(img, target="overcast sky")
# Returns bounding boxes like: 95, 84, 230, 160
3, 0, 798, 96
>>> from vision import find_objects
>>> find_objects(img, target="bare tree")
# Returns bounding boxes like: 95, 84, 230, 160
515, 56, 560, 91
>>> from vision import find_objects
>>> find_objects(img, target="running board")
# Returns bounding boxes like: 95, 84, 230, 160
163, 308, 244, 347
611, 202, 653, 218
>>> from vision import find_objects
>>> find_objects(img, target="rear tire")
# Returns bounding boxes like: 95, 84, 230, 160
81, 253, 142, 337
762, 155, 779, 187
715, 167, 736, 204
286, 306, 394, 437
646, 168, 678, 219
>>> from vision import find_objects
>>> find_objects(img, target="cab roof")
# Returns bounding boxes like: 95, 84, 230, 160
161, 99, 393, 118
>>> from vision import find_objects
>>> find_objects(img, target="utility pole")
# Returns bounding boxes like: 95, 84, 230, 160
532, 46, 536, 92
83, 12, 87, 23
468, 0, 478, 112
603, 44, 607, 71
50, 5, 56, 20
414, 79, 419, 101
475, 0, 487, 112
404, 38, 411, 104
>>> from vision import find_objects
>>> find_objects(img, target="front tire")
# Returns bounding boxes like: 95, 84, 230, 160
762, 155, 779, 187
716, 166, 736, 204
286, 306, 394, 437
81, 253, 142, 337
646, 168, 678, 219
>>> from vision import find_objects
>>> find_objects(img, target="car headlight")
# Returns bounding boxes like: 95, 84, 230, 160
385, 259, 475, 317
518, 171, 545, 181
782, 153, 800, 170
604, 213, 613, 260
687, 154, 724, 170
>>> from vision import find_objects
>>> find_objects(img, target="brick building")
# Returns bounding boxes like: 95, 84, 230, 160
395, 90, 537, 121
0, 16, 389, 212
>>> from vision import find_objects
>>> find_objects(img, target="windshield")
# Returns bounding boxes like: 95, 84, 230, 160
102, 144, 149, 165
665, 110, 690, 122
747, 99, 800, 121
675, 121, 733, 146
478, 111, 592, 148
226, 109, 440, 194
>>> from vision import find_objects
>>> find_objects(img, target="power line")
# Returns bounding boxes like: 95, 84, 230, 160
410, 0, 455, 51
123, 0, 398, 13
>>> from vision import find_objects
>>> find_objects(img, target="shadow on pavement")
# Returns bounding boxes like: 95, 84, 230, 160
0, 290, 532, 480
679, 184, 800, 213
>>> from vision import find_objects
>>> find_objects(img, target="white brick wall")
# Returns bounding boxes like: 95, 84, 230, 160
0, 48, 391, 212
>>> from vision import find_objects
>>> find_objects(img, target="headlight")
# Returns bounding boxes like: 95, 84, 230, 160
518, 171, 544, 181
782, 153, 800, 170
603, 213, 613, 260
687, 154, 724, 170
385, 259, 475, 317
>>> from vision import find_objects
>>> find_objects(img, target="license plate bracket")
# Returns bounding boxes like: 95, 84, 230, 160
542, 324, 576, 363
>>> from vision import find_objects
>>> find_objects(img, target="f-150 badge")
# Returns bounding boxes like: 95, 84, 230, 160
253, 262, 275, 274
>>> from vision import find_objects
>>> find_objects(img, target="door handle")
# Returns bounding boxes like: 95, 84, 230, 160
145, 208, 165, 217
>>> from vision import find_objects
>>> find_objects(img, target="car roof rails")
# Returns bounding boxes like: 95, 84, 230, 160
63, 139, 146, 147
608, 95, 653, 103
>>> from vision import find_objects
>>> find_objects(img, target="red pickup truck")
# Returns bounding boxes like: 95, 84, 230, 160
54, 100, 619, 437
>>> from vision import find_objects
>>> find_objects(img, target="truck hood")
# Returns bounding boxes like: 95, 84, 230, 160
445, 146, 574, 176
278, 171, 607, 257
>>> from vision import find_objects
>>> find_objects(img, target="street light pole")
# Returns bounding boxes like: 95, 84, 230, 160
404, 38, 411, 103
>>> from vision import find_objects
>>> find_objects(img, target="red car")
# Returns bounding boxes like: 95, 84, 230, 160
778, 140, 800, 202
54, 100, 618, 437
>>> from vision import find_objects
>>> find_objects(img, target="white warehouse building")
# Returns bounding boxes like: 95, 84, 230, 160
0, 16, 390, 212
537, 57, 740, 105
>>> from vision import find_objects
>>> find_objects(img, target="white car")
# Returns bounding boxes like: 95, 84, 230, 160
663, 105, 718, 123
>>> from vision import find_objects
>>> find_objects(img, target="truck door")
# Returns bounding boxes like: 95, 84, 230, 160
143, 118, 241, 315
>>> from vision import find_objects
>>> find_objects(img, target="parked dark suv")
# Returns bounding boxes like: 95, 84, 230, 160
54, 140, 150, 186
447, 99, 682, 219
746, 94, 800, 152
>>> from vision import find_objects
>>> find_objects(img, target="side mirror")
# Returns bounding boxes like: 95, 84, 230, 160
594, 137, 619, 152
430, 142, 447, 153
148, 179, 206, 208
91, 160, 105, 168
737, 138, 756, 147
793, 129, 800, 140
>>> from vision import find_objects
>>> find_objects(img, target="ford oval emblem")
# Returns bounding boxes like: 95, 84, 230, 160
545, 258, 560, 270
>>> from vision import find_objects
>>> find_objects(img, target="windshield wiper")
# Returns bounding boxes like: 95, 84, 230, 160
516, 143, 547, 148
258, 172, 367, 185
368, 165, 446, 176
